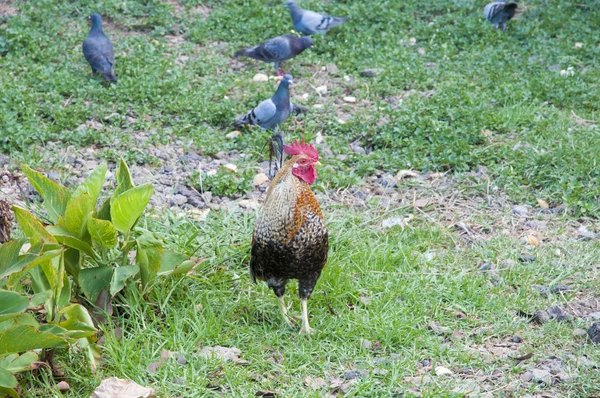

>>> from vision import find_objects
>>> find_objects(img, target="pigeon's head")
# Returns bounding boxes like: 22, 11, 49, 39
281, 74, 294, 88
88, 13, 103, 27
284, 1, 296, 9
301, 36, 314, 49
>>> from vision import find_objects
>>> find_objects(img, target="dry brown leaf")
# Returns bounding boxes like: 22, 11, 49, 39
414, 198, 430, 208
304, 376, 328, 389
147, 361, 162, 374
91, 377, 157, 398
481, 129, 494, 137
536, 198, 550, 209
527, 235, 539, 246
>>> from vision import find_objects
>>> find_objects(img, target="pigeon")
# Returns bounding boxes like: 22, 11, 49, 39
234, 34, 313, 74
82, 13, 117, 82
484, 1, 518, 30
285, 1, 349, 36
234, 74, 294, 132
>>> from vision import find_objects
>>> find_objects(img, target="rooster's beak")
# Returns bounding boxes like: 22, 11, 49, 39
314, 161, 322, 166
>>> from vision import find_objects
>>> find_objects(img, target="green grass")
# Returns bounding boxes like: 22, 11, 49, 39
1, 0, 599, 215
2, 0, 600, 396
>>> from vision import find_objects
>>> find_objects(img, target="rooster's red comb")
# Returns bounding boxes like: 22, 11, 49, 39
283, 137, 319, 162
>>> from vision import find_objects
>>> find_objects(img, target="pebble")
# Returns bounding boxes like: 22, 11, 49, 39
343, 96, 357, 103
171, 194, 188, 206
530, 369, 551, 384
344, 370, 362, 380
350, 141, 366, 155
315, 85, 328, 95
578, 225, 597, 240
434, 366, 453, 376
360, 68, 383, 78
253, 173, 269, 186
226, 131, 241, 139
573, 328, 588, 337
214, 151, 227, 160
223, 163, 237, 173
588, 322, 600, 343
513, 205, 530, 216
253, 73, 269, 82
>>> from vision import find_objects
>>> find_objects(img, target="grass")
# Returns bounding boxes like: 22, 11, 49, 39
2, 0, 600, 396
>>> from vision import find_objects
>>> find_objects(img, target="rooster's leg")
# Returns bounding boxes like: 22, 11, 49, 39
300, 299, 313, 334
278, 296, 295, 328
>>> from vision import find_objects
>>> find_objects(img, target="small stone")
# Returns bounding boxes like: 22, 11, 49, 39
344, 370, 362, 380
395, 169, 418, 180
326, 63, 338, 74
574, 42, 583, 48
57, 381, 70, 392
512, 335, 522, 343
344, 75, 350, 81
226, 131, 241, 139
520, 371, 533, 382
313, 104, 323, 109
434, 366, 453, 376
382, 217, 405, 229
587, 322, 600, 343
253, 173, 269, 186
408, 37, 416, 45
343, 96, 357, 103
532, 310, 550, 325
360, 68, 383, 78
315, 85, 328, 95
578, 225, 597, 240
547, 305, 570, 322
350, 141, 366, 154
573, 328, 588, 337
530, 368, 551, 384
177, 355, 187, 365
171, 194, 188, 206
253, 73, 269, 82
518, 255, 536, 263
513, 205, 530, 216
427, 321, 451, 336
360, 339, 372, 349
417, 47, 426, 55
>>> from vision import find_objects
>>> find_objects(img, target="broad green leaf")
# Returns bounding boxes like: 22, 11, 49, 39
57, 273, 71, 310
0, 313, 39, 333
12, 207, 56, 245
110, 184, 153, 234
63, 248, 80, 282
20, 164, 70, 223
28, 290, 53, 309
0, 352, 38, 373
0, 386, 19, 398
0, 240, 26, 280
136, 233, 162, 289
0, 325, 67, 355
0, 291, 28, 315
158, 250, 188, 275
46, 226, 96, 259
58, 304, 96, 338
79, 267, 113, 302
110, 265, 139, 296
0, 368, 17, 390
78, 338, 101, 373
110, 159, 134, 205
88, 217, 117, 248
72, 162, 107, 205
170, 260, 197, 276
5, 247, 63, 290
60, 194, 93, 239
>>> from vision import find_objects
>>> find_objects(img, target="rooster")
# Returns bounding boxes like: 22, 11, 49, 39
250, 138, 328, 333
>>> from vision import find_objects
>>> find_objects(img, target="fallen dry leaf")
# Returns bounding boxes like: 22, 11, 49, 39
198, 346, 242, 362
536, 198, 550, 209
395, 169, 418, 180
481, 129, 494, 137
91, 377, 156, 398
253, 73, 268, 82
526, 235, 539, 246
414, 198, 431, 208
304, 376, 328, 389
147, 361, 162, 374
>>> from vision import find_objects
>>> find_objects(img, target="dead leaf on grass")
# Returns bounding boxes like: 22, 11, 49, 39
91, 377, 157, 398
510, 352, 533, 362
304, 376, 328, 389
147, 361, 162, 374
526, 235, 539, 246
414, 198, 431, 208
537, 198, 550, 209
198, 346, 242, 362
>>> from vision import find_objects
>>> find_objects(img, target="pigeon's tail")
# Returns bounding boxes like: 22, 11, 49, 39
233, 112, 251, 126
329, 16, 349, 28
233, 48, 248, 58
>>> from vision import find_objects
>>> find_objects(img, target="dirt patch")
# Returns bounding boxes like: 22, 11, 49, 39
0, 0, 18, 17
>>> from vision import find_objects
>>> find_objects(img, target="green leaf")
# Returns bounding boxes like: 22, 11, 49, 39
110, 184, 153, 234
0, 325, 67, 355
58, 304, 96, 337
0, 239, 26, 280
0, 291, 28, 315
110, 159, 135, 205
87, 217, 117, 248
12, 207, 57, 245
46, 226, 96, 259
63, 248, 80, 283
20, 164, 70, 224
0, 368, 17, 390
5, 247, 64, 290
79, 267, 113, 302
136, 233, 162, 289
0, 313, 39, 332
72, 162, 108, 205
95, 196, 111, 221
110, 265, 139, 296
158, 250, 192, 275
28, 290, 53, 308
0, 352, 38, 373
60, 194, 93, 239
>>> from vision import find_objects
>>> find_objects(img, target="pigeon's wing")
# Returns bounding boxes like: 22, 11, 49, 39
234, 99, 277, 127
484, 2, 505, 23
297, 9, 328, 34
83, 35, 114, 74
261, 36, 293, 61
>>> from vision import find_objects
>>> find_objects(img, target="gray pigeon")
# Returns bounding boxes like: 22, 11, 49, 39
484, 1, 518, 30
82, 13, 117, 82
285, 1, 349, 36
234, 34, 313, 74
234, 74, 294, 132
